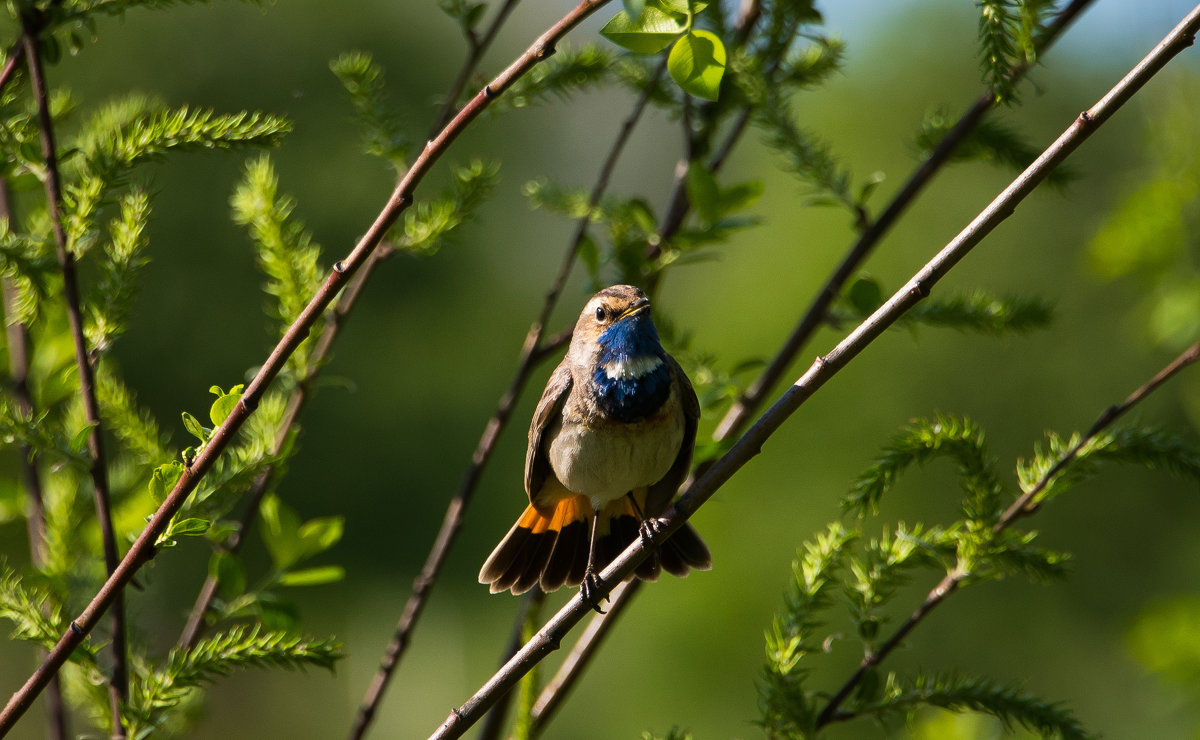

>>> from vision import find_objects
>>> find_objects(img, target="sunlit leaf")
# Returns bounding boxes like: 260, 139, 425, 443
600, 5, 686, 55
667, 30, 726, 101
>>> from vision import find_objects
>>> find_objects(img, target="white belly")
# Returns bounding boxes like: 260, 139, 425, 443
547, 403, 684, 507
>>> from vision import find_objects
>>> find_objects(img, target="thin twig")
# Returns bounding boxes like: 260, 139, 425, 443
346, 49, 665, 740
19, 18, 127, 739
710, 0, 1095, 442
478, 589, 547, 740
0, 181, 68, 740
431, 0, 522, 136
815, 338, 1200, 728
177, 243, 397, 650
0, 2, 613, 734
528, 580, 637, 737
427, 6, 1200, 735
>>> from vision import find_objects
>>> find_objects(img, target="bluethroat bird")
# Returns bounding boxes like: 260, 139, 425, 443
479, 285, 711, 610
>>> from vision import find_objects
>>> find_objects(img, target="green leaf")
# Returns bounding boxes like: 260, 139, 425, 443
208, 384, 245, 427
259, 493, 304, 570
622, 0, 646, 20
657, 0, 707, 13
600, 5, 686, 55
667, 30, 726, 101
298, 516, 345, 556
255, 593, 300, 632
847, 276, 884, 315
685, 161, 720, 224
209, 552, 246, 601
279, 565, 346, 587
169, 518, 210, 537
69, 423, 96, 455
578, 233, 601, 280
181, 412, 211, 444
718, 180, 764, 215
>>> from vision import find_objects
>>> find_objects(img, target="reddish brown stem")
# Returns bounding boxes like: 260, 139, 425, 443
0, 2, 612, 735
19, 18, 127, 738
0, 181, 68, 740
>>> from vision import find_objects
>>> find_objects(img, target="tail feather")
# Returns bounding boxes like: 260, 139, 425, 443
480, 494, 711, 596
540, 500, 589, 591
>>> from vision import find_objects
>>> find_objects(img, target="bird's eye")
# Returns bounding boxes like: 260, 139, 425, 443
594, 306, 606, 322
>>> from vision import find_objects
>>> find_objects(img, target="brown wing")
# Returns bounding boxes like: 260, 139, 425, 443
645, 353, 700, 516
524, 360, 573, 501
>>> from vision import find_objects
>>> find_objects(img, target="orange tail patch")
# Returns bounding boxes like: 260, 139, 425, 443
480, 493, 713, 596
479, 496, 592, 595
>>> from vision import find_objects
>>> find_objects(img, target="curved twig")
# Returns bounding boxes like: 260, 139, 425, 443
427, 6, 1200, 736
0, 2, 613, 734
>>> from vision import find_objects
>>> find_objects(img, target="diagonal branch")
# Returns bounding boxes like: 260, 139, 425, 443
176, 241, 397, 651
346, 50, 667, 740
431, 0, 522, 136
0, 1, 613, 734
427, 5, 1200, 736
528, 580, 638, 736
19, 17, 127, 738
710, 0, 1095, 442
815, 338, 1200, 728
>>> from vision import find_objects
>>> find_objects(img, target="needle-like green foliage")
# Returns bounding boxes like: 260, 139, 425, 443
124, 625, 342, 737
759, 413, 1197, 737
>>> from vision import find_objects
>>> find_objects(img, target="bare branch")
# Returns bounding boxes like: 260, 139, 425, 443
431, 0, 522, 135
711, 0, 1096, 442
528, 581, 638, 736
427, 6, 1200, 736
19, 16, 127, 738
0, 2, 614, 734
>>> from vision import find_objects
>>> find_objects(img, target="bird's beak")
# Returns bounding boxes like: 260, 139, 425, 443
618, 297, 650, 320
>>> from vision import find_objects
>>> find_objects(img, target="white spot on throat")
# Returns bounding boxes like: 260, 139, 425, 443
604, 354, 662, 380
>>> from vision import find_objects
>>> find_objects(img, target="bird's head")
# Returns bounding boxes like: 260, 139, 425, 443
569, 285, 663, 379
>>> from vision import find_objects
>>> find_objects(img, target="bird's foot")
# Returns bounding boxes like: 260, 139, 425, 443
638, 516, 666, 547
580, 570, 608, 614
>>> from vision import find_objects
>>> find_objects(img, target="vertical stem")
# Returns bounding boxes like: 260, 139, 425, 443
19, 19, 127, 738
0, 181, 68, 740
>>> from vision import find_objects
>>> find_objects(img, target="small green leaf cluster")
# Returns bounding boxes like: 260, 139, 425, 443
125, 624, 342, 738
397, 159, 499, 256
331, 51, 410, 169
976, 0, 1059, 104
500, 44, 618, 111
602, 0, 727, 101
759, 413, 1200, 737
199, 493, 344, 632
231, 156, 327, 377
838, 275, 1054, 337
915, 108, 1075, 186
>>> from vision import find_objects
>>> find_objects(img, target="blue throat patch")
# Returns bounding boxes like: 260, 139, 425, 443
592, 314, 671, 423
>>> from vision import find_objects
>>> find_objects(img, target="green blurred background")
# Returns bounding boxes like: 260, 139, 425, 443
2, 0, 1200, 737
